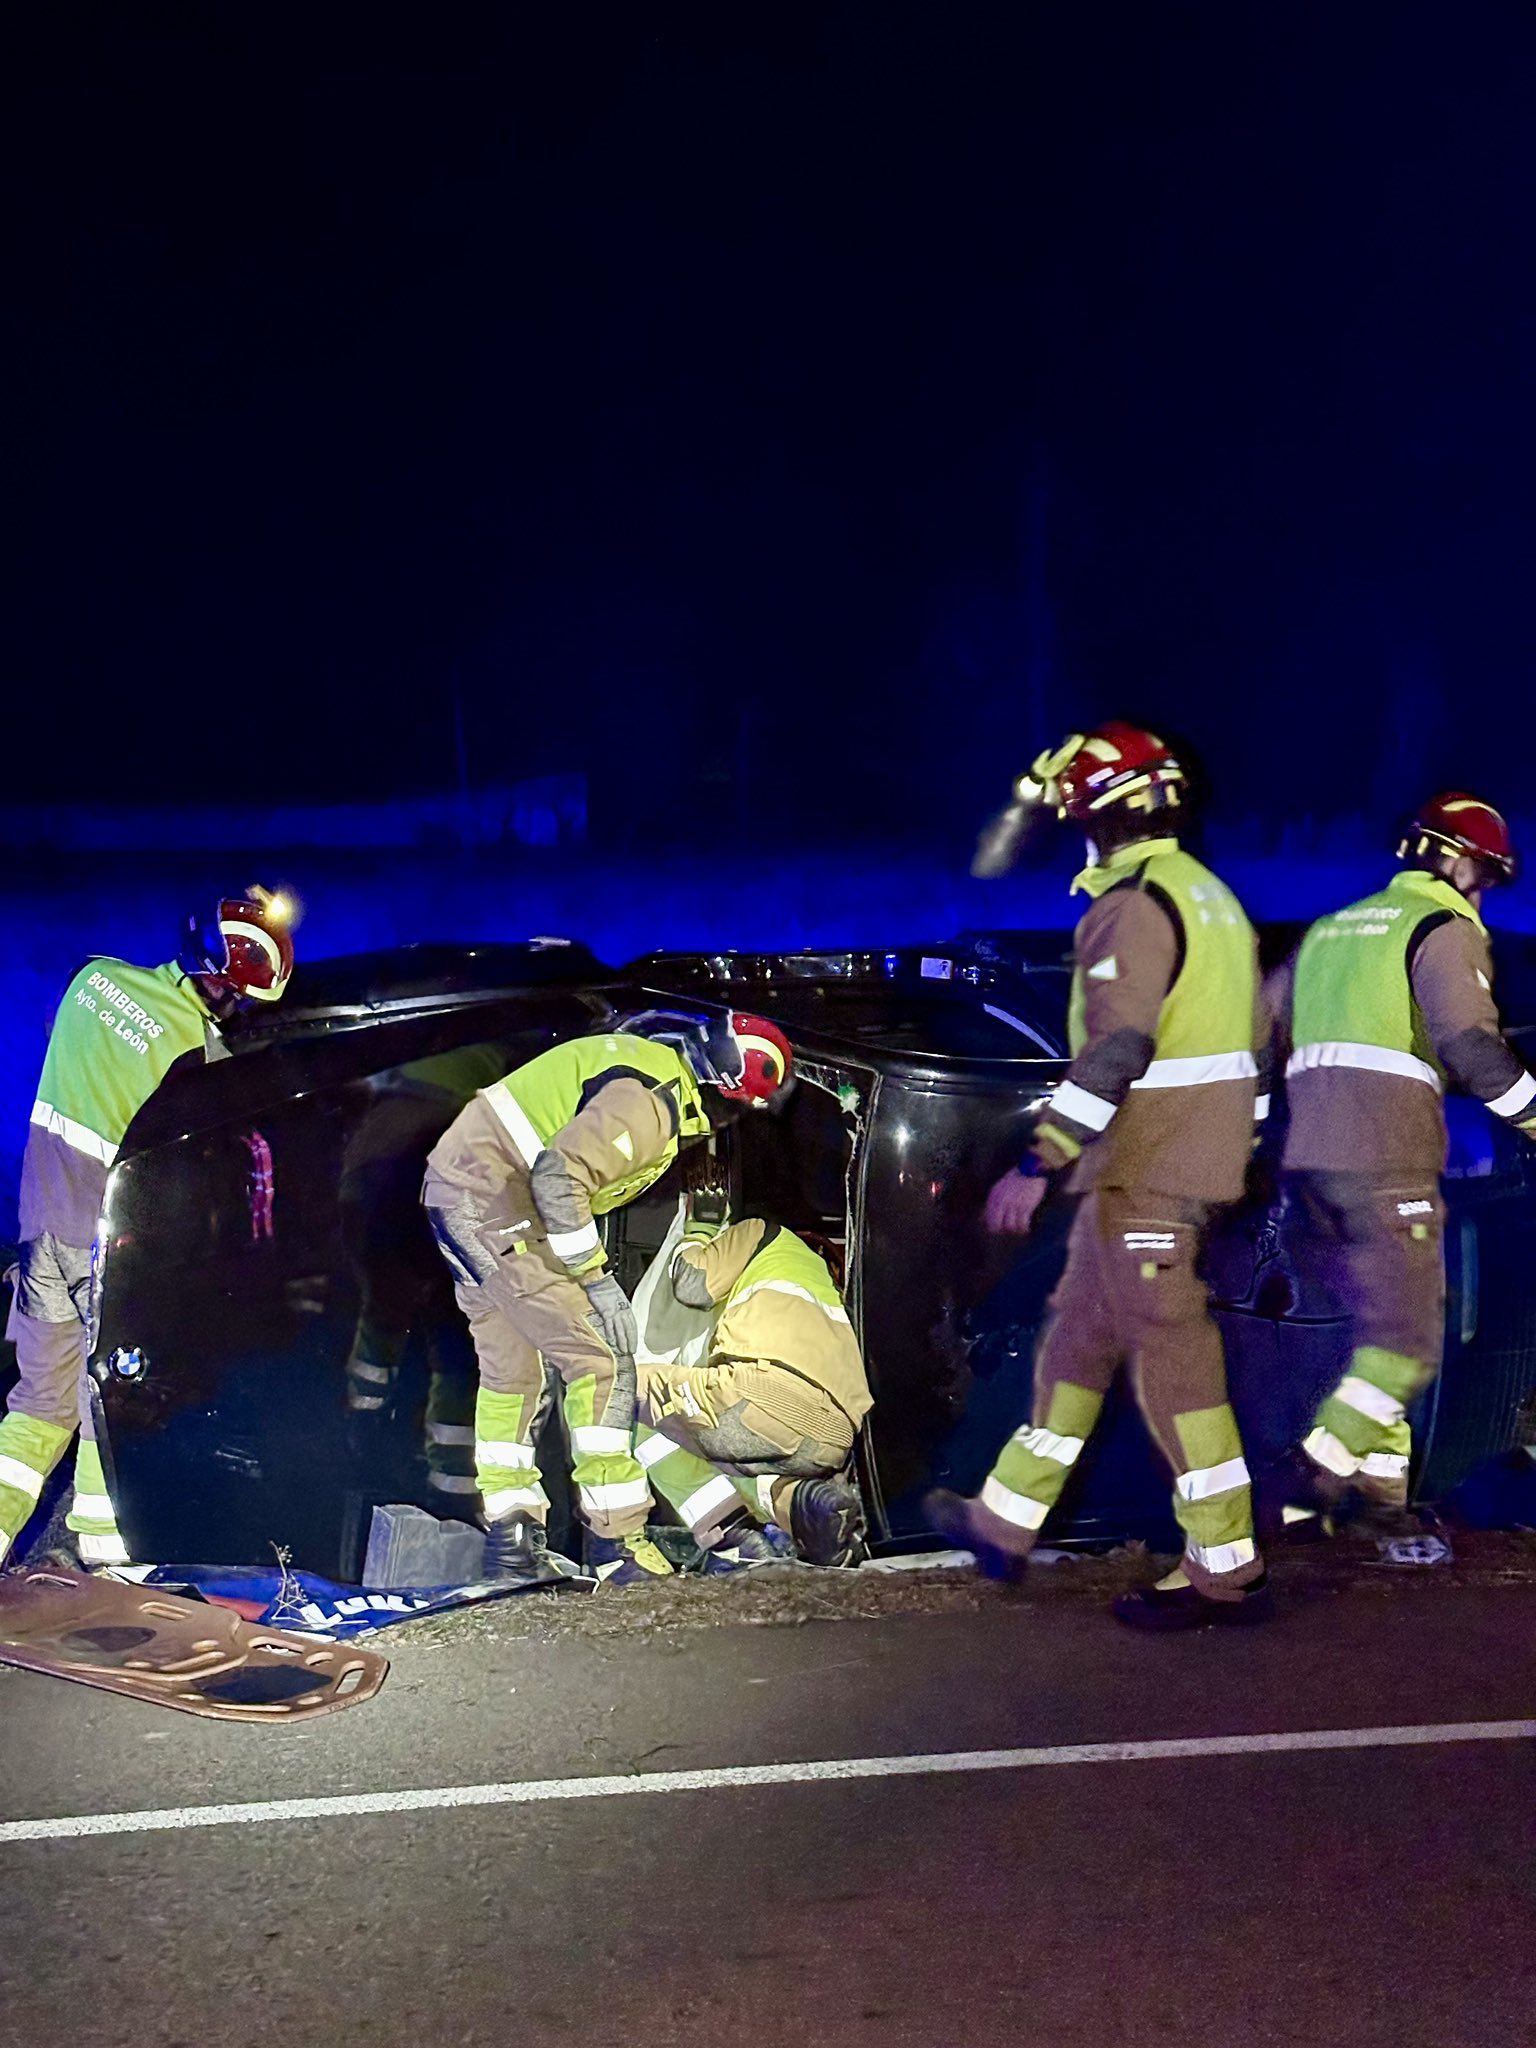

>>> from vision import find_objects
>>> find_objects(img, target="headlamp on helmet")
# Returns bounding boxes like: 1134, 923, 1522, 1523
1046, 723, 1187, 825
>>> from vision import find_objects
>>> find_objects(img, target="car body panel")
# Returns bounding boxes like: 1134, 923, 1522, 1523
54, 934, 1536, 1575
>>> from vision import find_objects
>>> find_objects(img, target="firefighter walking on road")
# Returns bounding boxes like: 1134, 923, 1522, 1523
421, 1013, 793, 1587
635, 1196, 871, 1568
1264, 793, 1536, 1540
1, 890, 295, 1570
929, 723, 1271, 1628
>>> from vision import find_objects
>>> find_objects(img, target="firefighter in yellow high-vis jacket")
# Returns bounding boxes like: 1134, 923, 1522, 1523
929, 724, 1271, 1630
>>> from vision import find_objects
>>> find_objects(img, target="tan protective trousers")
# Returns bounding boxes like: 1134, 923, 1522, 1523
1284, 1170, 1446, 1509
975, 1190, 1262, 1598
422, 1170, 651, 1541
0, 1238, 120, 1565
636, 1357, 855, 1537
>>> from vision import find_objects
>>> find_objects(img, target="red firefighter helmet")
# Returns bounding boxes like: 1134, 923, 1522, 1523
717, 1012, 793, 1108
1399, 793, 1517, 886
180, 887, 296, 1003
1034, 723, 1188, 825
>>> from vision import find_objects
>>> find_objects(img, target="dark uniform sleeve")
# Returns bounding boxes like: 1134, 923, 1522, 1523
1028, 888, 1178, 1173
529, 1077, 681, 1275
1411, 920, 1536, 1134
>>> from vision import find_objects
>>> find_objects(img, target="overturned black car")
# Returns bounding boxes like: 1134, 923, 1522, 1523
60, 930, 1536, 1578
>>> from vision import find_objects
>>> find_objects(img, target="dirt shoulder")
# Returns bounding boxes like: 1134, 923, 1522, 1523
394, 1529, 1536, 1651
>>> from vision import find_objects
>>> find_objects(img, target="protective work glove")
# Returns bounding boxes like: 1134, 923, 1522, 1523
582, 1271, 639, 1360
684, 1184, 731, 1241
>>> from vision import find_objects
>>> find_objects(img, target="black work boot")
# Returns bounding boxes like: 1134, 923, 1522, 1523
1112, 1570, 1274, 1631
483, 1513, 554, 1586
923, 1488, 1031, 1582
702, 1516, 796, 1573
788, 1476, 869, 1568
1253, 1445, 1347, 1543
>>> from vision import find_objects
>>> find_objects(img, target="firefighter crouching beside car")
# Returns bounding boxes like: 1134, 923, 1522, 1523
1263, 793, 1536, 1542
929, 723, 1271, 1629
420, 1013, 798, 1587
0, 890, 295, 1570
635, 1197, 871, 1569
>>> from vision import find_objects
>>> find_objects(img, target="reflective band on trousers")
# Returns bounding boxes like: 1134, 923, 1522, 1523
579, 1477, 651, 1513
1486, 1069, 1536, 1119
348, 1360, 394, 1385
0, 1531, 10, 1563
428, 1473, 481, 1495
979, 1476, 1050, 1531
483, 1085, 545, 1168
31, 1098, 118, 1168
1305, 1426, 1361, 1478
78, 1532, 130, 1565
476, 1439, 537, 1468
427, 1423, 476, 1447
1188, 1536, 1257, 1575
1049, 1079, 1116, 1132
571, 1425, 632, 1456
1176, 1456, 1250, 1503
548, 1221, 601, 1262
69, 1492, 116, 1521
0, 1454, 47, 1503
1287, 1042, 1441, 1091
483, 1485, 547, 1518
1129, 1051, 1259, 1090
635, 1432, 679, 1469
681, 1475, 740, 1528
1360, 1451, 1411, 1478
730, 1279, 852, 1324
1010, 1425, 1085, 1467
1336, 1376, 1406, 1427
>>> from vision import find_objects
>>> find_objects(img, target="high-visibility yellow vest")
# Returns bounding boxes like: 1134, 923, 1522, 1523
1290, 870, 1482, 1091
482, 1032, 711, 1213
1068, 840, 1258, 1090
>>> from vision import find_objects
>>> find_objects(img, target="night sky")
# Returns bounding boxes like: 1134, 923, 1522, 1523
8, 5, 1535, 843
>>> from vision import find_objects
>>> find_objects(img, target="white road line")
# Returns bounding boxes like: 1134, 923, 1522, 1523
3, 1720, 1532, 1845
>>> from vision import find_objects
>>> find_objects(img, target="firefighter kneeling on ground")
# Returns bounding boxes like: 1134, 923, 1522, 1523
422, 1011, 858, 1587
1261, 792, 1536, 1549
634, 1192, 870, 1570
1, 890, 295, 1571
928, 723, 1271, 1629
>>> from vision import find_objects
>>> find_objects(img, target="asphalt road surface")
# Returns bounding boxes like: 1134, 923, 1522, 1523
1, 1554, 1533, 2048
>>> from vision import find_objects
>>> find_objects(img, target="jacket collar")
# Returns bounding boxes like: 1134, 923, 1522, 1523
1071, 835, 1181, 899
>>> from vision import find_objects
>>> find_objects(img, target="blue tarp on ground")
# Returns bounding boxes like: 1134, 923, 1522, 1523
141, 1562, 590, 1639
